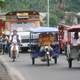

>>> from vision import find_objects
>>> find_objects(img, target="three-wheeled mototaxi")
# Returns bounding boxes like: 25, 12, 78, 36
29, 27, 60, 66
65, 24, 80, 68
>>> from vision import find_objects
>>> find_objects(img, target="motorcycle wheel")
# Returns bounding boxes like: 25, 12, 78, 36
54, 57, 57, 64
46, 54, 50, 66
68, 59, 72, 68
32, 58, 35, 65
12, 51, 16, 62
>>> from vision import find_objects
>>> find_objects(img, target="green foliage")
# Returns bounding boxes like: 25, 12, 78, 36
0, 0, 5, 2
3, 0, 47, 12
49, 10, 64, 26
50, 15, 59, 26
0, 0, 5, 8
0, 0, 80, 26
64, 0, 80, 12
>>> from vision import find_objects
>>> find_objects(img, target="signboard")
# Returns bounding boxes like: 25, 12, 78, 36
16, 13, 29, 19
10, 23, 33, 32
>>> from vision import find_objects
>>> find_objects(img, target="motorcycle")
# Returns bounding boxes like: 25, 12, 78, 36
10, 42, 19, 62
43, 46, 52, 66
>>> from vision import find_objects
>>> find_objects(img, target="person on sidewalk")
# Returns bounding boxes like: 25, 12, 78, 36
2, 33, 7, 55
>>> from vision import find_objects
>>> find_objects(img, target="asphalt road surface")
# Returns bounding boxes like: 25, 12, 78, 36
0, 61, 11, 80
1, 53, 80, 80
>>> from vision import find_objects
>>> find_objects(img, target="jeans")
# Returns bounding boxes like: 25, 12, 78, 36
3, 44, 6, 54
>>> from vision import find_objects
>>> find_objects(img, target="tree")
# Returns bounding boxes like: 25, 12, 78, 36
1, 0, 80, 26
0, 0, 5, 8
64, 0, 80, 12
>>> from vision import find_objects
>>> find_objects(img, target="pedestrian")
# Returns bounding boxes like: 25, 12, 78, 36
0, 35, 2, 53
5, 35, 10, 53
2, 33, 6, 55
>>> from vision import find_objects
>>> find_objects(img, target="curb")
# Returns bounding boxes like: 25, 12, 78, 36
0, 56, 25, 80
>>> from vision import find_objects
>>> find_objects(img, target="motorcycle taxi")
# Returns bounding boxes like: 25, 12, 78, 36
65, 24, 80, 68
29, 27, 60, 66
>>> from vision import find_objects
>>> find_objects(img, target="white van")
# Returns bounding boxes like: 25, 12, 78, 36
18, 31, 30, 52
7, 23, 39, 52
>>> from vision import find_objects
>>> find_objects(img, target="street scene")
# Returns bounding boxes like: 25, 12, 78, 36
0, 0, 80, 80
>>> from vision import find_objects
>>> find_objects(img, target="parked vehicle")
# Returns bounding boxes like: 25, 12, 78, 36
18, 31, 30, 52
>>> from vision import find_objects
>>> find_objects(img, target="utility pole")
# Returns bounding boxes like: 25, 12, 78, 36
47, 0, 49, 27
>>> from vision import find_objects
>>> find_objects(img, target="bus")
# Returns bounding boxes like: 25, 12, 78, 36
5, 10, 40, 52
6, 10, 40, 31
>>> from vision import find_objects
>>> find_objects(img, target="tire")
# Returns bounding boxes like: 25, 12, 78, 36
68, 59, 72, 68
54, 57, 57, 64
13, 58, 15, 62
12, 51, 16, 62
32, 58, 35, 65
46, 54, 50, 66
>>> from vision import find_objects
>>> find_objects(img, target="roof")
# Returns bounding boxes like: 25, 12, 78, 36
68, 24, 80, 32
30, 27, 58, 33
6, 10, 39, 16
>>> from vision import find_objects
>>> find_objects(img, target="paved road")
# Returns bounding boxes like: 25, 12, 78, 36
1, 53, 80, 80
0, 61, 11, 80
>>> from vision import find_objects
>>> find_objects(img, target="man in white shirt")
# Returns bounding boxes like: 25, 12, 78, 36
9, 30, 21, 57
71, 38, 78, 46
71, 32, 78, 46
10, 30, 21, 44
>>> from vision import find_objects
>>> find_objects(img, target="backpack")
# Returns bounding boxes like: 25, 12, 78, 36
11, 34, 20, 43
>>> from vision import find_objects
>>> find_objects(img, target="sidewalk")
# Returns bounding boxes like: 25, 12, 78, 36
0, 54, 25, 80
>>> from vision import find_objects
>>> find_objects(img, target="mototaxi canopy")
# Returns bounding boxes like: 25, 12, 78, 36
30, 27, 58, 33
68, 24, 80, 32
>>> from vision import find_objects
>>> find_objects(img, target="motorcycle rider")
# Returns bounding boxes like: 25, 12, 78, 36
9, 30, 21, 57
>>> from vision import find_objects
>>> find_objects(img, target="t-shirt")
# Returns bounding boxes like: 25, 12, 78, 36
12, 35, 18, 43
71, 38, 78, 46
10, 34, 21, 44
